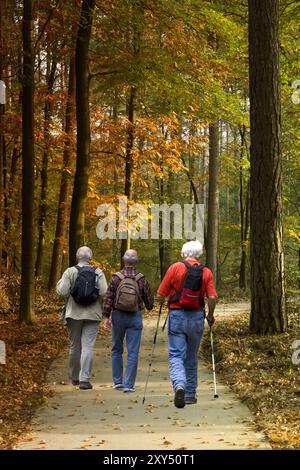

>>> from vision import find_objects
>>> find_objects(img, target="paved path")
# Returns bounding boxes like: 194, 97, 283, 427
18, 303, 270, 450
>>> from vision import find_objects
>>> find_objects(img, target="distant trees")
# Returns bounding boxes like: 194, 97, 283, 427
0, 0, 297, 328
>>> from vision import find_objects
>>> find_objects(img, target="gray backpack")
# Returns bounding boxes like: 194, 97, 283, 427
114, 272, 144, 312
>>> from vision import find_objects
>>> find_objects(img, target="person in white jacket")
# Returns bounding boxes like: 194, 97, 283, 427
56, 246, 107, 390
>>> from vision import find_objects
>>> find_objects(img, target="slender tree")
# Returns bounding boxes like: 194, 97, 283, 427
248, 0, 287, 333
20, 0, 35, 323
206, 122, 219, 280
120, 86, 136, 262
48, 27, 77, 290
238, 125, 250, 290
35, 56, 57, 277
69, 0, 95, 265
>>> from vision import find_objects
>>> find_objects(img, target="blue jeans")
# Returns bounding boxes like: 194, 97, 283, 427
168, 309, 205, 398
111, 309, 143, 389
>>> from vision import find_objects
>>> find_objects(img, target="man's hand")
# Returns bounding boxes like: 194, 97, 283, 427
156, 293, 165, 305
103, 318, 112, 331
206, 315, 215, 328
206, 296, 217, 328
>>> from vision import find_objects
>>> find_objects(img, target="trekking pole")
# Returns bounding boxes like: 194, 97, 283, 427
210, 327, 219, 399
162, 309, 169, 332
142, 304, 163, 405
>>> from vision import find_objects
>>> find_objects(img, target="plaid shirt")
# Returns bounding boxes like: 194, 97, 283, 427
103, 266, 154, 317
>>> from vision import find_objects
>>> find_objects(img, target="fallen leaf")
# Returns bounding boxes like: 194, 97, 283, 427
163, 440, 172, 445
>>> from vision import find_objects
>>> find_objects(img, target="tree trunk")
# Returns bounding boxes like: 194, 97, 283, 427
0, 0, 4, 267
248, 0, 287, 333
35, 57, 57, 277
157, 176, 171, 280
112, 105, 120, 268
238, 126, 250, 290
120, 86, 136, 263
225, 122, 230, 222
69, 0, 95, 266
239, 180, 250, 290
206, 122, 219, 280
20, 0, 35, 323
48, 31, 77, 290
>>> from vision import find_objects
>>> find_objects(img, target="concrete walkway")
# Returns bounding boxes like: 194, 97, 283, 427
18, 303, 270, 450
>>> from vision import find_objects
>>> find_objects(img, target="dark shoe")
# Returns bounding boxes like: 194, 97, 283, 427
185, 397, 197, 405
72, 379, 79, 386
79, 381, 93, 390
123, 387, 135, 393
113, 384, 124, 390
174, 387, 185, 408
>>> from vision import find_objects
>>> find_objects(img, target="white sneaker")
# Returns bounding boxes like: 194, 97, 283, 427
123, 387, 135, 393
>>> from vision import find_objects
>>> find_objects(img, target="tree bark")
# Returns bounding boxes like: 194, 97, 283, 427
69, 0, 95, 266
20, 0, 35, 323
248, 0, 287, 333
48, 30, 77, 290
206, 122, 219, 280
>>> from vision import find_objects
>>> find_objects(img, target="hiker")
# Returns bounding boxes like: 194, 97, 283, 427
102, 249, 154, 393
157, 240, 217, 408
56, 246, 108, 390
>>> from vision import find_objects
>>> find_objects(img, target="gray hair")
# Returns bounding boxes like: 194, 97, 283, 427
76, 246, 93, 261
181, 240, 203, 259
123, 249, 138, 266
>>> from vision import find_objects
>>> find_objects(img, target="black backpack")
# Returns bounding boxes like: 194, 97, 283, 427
70, 265, 100, 306
170, 260, 205, 310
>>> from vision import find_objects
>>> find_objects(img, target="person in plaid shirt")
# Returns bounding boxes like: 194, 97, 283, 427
103, 249, 154, 392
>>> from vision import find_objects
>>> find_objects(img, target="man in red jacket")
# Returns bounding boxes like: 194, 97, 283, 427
157, 241, 217, 408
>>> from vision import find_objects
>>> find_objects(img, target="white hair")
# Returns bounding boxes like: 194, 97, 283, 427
76, 246, 93, 261
181, 240, 203, 259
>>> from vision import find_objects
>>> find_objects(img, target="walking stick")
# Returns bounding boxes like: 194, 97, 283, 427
210, 327, 219, 399
142, 304, 163, 405
162, 309, 169, 332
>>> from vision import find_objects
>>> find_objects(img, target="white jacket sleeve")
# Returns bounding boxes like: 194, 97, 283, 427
56, 268, 73, 299
98, 269, 108, 297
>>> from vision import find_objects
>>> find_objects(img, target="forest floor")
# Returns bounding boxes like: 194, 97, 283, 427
207, 296, 300, 450
1, 297, 299, 450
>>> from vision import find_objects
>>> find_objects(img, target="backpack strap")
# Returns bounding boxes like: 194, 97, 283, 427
115, 272, 125, 280
74, 265, 81, 272
170, 261, 191, 301
135, 273, 144, 282
181, 259, 202, 270
181, 259, 192, 270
